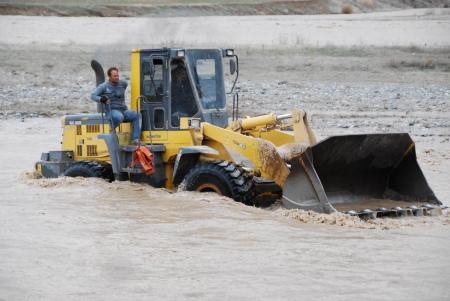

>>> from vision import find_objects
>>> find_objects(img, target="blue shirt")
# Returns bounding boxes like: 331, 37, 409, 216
91, 79, 128, 111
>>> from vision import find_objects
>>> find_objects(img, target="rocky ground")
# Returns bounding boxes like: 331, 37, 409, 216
1, 0, 449, 17
1, 46, 449, 140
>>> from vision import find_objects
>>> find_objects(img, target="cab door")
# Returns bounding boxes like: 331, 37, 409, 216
140, 56, 170, 142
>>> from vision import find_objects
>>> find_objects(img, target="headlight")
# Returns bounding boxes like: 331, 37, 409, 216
225, 49, 234, 56
176, 50, 185, 57
189, 118, 201, 128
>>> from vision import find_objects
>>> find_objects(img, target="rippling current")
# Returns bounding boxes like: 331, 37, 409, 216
1, 118, 449, 301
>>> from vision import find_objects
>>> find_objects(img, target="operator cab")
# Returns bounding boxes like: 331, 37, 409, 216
135, 48, 238, 131
170, 58, 197, 127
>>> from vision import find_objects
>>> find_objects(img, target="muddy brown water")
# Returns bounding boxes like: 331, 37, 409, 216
1, 118, 449, 300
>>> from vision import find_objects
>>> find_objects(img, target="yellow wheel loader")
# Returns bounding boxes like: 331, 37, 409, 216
35, 48, 443, 218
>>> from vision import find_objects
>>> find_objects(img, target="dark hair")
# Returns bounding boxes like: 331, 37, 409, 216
107, 67, 119, 77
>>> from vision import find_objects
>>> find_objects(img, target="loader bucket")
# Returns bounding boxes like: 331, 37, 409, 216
282, 134, 441, 214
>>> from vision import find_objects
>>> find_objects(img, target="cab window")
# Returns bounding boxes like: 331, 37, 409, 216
142, 58, 163, 102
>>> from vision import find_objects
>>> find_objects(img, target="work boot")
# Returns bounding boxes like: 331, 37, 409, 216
131, 139, 141, 146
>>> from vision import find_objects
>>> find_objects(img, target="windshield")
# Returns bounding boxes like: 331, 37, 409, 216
187, 49, 225, 109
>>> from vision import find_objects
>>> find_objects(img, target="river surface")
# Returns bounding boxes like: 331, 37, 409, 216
1, 118, 449, 301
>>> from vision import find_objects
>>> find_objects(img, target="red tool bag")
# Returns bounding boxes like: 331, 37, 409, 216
131, 146, 154, 175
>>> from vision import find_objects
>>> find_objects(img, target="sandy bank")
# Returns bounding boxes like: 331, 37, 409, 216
1, 8, 450, 48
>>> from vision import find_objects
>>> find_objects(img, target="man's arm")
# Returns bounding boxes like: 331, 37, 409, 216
120, 79, 128, 90
91, 83, 106, 103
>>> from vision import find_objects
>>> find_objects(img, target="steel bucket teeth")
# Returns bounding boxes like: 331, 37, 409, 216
408, 205, 424, 216
357, 209, 377, 220
393, 207, 412, 217
375, 207, 398, 218
347, 204, 443, 219
421, 204, 442, 216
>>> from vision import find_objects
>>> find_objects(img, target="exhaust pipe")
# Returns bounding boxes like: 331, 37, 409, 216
90, 60, 105, 113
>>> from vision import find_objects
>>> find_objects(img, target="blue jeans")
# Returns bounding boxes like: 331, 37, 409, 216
109, 109, 140, 141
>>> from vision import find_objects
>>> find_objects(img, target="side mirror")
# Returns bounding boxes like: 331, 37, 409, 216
230, 60, 236, 75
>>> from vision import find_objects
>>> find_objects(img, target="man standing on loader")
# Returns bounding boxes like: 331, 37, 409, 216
91, 67, 141, 145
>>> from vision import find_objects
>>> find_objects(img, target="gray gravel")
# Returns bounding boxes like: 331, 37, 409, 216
0, 48, 449, 144
236, 80, 450, 136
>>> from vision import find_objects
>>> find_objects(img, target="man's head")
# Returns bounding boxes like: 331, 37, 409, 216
107, 67, 119, 84
171, 60, 187, 84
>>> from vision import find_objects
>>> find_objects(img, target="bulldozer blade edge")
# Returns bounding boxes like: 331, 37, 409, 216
282, 133, 442, 218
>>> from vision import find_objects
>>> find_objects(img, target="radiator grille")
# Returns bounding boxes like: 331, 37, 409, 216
86, 125, 100, 133
76, 145, 82, 156
87, 145, 98, 156
76, 125, 82, 135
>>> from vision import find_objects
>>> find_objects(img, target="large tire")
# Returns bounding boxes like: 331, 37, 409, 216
180, 161, 253, 205
63, 161, 113, 182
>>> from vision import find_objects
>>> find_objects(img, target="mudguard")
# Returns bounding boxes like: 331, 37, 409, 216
172, 146, 219, 185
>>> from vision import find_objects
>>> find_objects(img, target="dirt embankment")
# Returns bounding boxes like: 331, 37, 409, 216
0, 0, 449, 17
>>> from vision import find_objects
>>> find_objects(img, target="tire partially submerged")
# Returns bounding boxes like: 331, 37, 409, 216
63, 161, 114, 182
180, 161, 254, 205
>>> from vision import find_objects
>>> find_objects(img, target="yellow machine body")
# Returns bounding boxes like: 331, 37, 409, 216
36, 47, 442, 218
